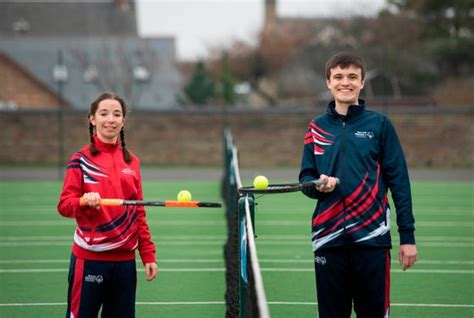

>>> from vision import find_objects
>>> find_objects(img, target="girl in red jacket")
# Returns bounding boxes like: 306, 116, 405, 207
58, 92, 157, 318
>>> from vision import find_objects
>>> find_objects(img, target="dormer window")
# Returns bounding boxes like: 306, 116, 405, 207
12, 18, 30, 34
83, 65, 99, 83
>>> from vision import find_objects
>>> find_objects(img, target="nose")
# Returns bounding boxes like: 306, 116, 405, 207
341, 76, 350, 85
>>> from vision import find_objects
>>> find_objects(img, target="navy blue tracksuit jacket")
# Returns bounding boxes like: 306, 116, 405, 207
299, 100, 416, 252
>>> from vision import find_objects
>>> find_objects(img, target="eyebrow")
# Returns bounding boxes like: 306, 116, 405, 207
332, 72, 360, 77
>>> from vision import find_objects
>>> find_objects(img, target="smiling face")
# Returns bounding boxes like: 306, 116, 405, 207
90, 98, 125, 144
326, 65, 365, 114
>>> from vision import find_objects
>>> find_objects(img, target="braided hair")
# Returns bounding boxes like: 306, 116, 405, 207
88, 92, 132, 163
120, 128, 132, 163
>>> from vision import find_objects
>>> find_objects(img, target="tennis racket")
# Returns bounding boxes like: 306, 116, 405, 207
79, 198, 222, 208
238, 177, 340, 194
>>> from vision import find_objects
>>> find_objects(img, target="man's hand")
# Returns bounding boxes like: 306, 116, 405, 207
316, 174, 338, 193
145, 262, 158, 281
399, 244, 418, 271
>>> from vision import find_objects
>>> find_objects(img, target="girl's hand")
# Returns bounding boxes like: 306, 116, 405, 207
145, 262, 158, 281
81, 192, 101, 209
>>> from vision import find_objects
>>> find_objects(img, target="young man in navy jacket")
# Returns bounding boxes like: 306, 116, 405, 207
299, 52, 418, 318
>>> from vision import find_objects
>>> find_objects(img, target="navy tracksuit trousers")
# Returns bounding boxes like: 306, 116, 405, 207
66, 254, 137, 318
314, 247, 391, 318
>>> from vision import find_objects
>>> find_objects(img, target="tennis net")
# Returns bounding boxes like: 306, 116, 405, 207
222, 129, 270, 318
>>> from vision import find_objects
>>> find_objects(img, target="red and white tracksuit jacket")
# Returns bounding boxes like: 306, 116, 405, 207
57, 136, 156, 265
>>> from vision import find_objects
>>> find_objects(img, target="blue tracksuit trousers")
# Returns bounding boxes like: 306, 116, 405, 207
314, 247, 391, 318
66, 254, 137, 318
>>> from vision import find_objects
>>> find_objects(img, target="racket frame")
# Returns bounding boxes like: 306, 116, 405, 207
238, 177, 340, 194
79, 198, 222, 208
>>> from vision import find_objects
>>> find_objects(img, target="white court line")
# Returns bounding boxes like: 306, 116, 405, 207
0, 221, 226, 226
259, 268, 474, 274
0, 301, 472, 308
0, 258, 473, 265
1, 220, 472, 227
0, 242, 72, 247
268, 302, 474, 308
0, 301, 225, 307
258, 259, 474, 265
0, 241, 228, 247
0, 235, 474, 246
0, 259, 223, 264
0, 240, 473, 247
1, 235, 473, 242
0, 268, 226, 273
0, 268, 472, 274
0, 235, 228, 241
258, 235, 474, 242
252, 221, 474, 227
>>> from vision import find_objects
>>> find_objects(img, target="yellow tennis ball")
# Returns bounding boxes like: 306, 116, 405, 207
253, 175, 269, 190
177, 190, 192, 202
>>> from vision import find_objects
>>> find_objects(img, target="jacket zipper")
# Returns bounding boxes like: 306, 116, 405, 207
341, 120, 347, 232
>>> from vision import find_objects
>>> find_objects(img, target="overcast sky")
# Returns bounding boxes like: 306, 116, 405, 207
136, 0, 387, 61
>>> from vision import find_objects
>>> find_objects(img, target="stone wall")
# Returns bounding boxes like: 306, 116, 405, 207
1, 108, 472, 168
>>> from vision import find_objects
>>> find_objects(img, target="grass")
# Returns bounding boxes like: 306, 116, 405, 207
0, 179, 473, 317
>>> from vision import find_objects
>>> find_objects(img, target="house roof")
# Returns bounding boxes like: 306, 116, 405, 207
0, 0, 137, 36
0, 36, 182, 110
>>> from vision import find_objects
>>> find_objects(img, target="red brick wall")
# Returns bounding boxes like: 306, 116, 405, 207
0, 53, 62, 109
1, 109, 472, 168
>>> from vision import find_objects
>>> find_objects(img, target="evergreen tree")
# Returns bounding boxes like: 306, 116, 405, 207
184, 61, 214, 105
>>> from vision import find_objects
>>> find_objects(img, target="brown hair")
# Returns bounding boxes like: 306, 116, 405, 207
88, 92, 132, 163
325, 52, 366, 80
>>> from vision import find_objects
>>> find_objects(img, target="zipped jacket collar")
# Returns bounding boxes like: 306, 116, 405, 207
326, 99, 366, 121
93, 134, 120, 153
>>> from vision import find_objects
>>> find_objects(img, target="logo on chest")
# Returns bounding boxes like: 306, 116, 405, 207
122, 168, 136, 176
354, 131, 375, 139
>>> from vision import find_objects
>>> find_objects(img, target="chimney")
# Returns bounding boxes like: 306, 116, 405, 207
114, 0, 130, 11
264, 0, 277, 30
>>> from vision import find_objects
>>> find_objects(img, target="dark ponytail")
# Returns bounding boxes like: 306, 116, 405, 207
89, 122, 99, 155
120, 128, 132, 163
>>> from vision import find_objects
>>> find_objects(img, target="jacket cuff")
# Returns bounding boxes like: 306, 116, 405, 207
140, 253, 156, 265
399, 230, 416, 245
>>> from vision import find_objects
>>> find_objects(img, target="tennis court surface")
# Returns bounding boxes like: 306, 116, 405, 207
0, 165, 473, 317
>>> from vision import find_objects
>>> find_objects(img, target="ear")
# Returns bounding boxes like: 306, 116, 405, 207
326, 78, 331, 89
360, 79, 365, 89
89, 114, 96, 126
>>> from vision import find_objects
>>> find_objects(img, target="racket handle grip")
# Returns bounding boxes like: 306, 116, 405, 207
100, 199, 123, 206
79, 198, 123, 206
315, 177, 340, 186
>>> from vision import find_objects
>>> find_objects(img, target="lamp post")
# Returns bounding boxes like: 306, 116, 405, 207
53, 49, 68, 180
